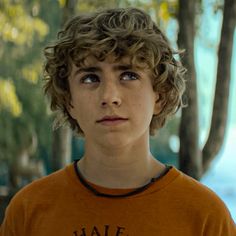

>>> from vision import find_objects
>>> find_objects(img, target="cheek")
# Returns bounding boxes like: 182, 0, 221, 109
74, 103, 89, 120
71, 96, 95, 124
130, 95, 155, 121
132, 92, 155, 110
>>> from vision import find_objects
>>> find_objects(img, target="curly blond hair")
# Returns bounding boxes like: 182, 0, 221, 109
43, 7, 186, 136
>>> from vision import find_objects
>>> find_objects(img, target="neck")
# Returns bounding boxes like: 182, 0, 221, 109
77, 136, 165, 189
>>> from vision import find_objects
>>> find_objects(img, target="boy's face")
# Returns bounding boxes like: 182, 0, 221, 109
68, 55, 162, 147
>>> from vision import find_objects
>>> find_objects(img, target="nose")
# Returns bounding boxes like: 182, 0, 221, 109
100, 81, 122, 108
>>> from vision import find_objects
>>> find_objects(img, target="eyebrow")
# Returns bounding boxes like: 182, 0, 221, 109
73, 64, 133, 76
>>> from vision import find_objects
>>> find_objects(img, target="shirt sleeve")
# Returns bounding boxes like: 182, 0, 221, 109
0, 193, 26, 236
202, 199, 236, 236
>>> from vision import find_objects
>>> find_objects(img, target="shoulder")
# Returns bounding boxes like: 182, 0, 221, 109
0, 166, 73, 234
157, 167, 236, 234
171, 168, 227, 207
8, 164, 73, 210
20, 167, 66, 193
170, 167, 235, 224
2, 164, 74, 219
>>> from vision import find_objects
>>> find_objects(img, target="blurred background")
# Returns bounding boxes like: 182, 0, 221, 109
0, 0, 235, 224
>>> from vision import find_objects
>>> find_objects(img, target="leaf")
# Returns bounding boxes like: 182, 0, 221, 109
159, 2, 171, 22
58, 0, 66, 8
0, 79, 22, 117
0, 3, 49, 45
21, 61, 42, 84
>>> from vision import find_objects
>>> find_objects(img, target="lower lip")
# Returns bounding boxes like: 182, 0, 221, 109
98, 119, 128, 126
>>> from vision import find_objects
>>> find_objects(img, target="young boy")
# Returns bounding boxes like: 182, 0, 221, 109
0, 7, 235, 236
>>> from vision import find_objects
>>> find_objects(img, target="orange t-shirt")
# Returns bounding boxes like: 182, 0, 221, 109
0, 162, 236, 236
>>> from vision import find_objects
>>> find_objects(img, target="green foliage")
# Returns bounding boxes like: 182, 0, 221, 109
120, 0, 178, 30
0, 1, 48, 46
0, 0, 61, 165
0, 77, 52, 164
0, 78, 22, 117
75, 0, 119, 13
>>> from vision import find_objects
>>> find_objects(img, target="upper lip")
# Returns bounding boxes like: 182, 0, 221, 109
96, 115, 128, 122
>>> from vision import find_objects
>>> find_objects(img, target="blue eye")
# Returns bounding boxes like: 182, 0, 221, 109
80, 74, 100, 84
121, 72, 139, 81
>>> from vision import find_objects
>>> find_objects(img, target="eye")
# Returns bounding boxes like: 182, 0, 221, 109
80, 74, 100, 84
120, 71, 139, 81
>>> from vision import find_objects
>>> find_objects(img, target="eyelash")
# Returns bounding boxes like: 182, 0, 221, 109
80, 71, 139, 84
80, 74, 99, 84
121, 71, 139, 81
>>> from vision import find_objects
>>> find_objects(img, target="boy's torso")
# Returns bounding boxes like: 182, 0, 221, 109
1, 163, 236, 236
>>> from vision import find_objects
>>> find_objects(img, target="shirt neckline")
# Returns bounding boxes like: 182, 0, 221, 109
73, 159, 172, 198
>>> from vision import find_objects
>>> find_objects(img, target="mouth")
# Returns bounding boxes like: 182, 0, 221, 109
96, 116, 128, 125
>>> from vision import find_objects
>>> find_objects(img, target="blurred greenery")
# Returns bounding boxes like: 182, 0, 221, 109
0, 0, 62, 170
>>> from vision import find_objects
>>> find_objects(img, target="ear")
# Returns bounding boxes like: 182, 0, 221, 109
153, 93, 164, 115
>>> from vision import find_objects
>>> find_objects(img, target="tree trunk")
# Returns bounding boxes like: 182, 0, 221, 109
202, 0, 236, 173
51, 0, 77, 172
177, 0, 201, 179
52, 126, 72, 171
62, 0, 77, 26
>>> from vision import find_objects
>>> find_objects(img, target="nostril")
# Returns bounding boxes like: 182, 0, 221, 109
113, 101, 119, 105
101, 99, 121, 107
